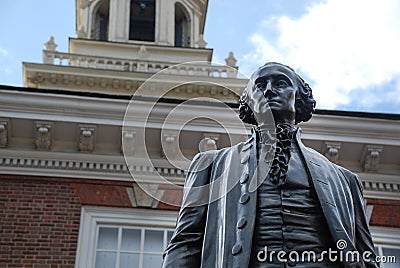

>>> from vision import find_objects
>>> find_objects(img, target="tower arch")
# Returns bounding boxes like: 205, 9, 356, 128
91, 0, 110, 41
174, 2, 191, 47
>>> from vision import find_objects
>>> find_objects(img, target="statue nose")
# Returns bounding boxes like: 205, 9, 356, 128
264, 80, 275, 98
266, 80, 272, 91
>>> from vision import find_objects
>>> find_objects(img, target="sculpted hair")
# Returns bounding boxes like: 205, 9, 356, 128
239, 62, 316, 125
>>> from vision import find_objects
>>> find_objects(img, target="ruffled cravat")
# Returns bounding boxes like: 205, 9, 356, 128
269, 123, 295, 185
257, 123, 296, 186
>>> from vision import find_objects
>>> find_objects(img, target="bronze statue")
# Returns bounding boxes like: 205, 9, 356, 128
162, 62, 378, 267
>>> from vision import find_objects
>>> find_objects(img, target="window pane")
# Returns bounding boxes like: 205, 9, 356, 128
144, 230, 163, 252
143, 253, 163, 267
95, 252, 116, 268
381, 248, 400, 268
97, 227, 118, 250
166, 231, 173, 246
121, 229, 141, 251
120, 253, 139, 268
129, 0, 155, 41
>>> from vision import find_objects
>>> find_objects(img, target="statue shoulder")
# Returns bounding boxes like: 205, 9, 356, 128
333, 164, 357, 178
333, 164, 362, 185
301, 143, 332, 164
188, 145, 235, 172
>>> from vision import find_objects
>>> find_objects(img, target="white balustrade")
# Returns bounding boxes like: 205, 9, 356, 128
43, 50, 237, 78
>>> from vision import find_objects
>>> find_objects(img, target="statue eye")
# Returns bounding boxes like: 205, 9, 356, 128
276, 79, 289, 88
256, 82, 266, 90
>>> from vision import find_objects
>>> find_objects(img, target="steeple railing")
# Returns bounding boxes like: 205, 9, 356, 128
42, 50, 238, 78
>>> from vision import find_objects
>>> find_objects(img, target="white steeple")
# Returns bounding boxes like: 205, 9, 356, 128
75, 0, 208, 48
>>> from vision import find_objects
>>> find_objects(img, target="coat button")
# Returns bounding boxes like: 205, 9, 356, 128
286, 242, 294, 249
284, 226, 293, 232
239, 193, 250, 204
237, 217, 247, 229
232, 244, 242, 255
240, 174, 249, 184
283, 192, 291, 198
288, 260, 296, 267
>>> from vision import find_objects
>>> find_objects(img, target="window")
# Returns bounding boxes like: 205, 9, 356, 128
75, 206, 178, 268
371, 227, 400, 267
94, 226, 173, 268
129, 0, 156, 41
374, 245, 400, 268
174, 3, 190, 47
92, 0, 110, 41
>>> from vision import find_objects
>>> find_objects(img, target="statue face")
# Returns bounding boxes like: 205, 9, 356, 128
253, 64, 299, 124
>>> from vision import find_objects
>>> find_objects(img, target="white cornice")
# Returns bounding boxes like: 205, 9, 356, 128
371, 226, 400, 246
0, 89, 127, 125
23, 63, 246, 103
302, 114, 400, 146
2, 89, 399, 140
0, 89, 249, 134
0, 149, 186, 185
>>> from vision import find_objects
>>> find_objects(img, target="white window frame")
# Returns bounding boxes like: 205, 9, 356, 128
371, 226, 400, 267
75, 206, 178, 268
371, 226, 400, 248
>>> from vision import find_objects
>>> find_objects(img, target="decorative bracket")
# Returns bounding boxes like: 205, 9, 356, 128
122, 129, 136, 156
362, 145, 383, 172
35, 122, 52, 151
161, 132, 178, 159
199, 133, 219, 152
0, 121, 8, 148
79, 126, 95, 152
324, 142, 341, 163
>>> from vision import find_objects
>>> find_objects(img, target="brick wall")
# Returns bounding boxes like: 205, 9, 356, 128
0, 175, 180, 268
368, 198, 400, 228
0, 176, 81, 268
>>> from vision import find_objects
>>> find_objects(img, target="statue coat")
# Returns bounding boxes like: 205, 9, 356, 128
162, 129, 378, 268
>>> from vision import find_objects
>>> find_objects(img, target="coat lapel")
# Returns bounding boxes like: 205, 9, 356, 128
295, 129, 360, 264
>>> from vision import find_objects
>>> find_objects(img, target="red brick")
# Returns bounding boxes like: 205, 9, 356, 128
74, 183, 132, 207
0, 176, 81, 267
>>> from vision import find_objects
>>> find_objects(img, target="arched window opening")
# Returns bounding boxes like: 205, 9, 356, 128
129, 0, 156, 42
92, 0, 110, 41
175, 3, 190, 47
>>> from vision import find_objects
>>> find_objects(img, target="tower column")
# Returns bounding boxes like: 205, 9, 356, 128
157, 0, 174, 45
109, 0, 130, 42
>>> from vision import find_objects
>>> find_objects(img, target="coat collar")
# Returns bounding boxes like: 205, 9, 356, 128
241, 126, 332, 192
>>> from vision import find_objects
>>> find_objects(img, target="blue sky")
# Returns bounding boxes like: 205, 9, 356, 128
0, 0, 399, 114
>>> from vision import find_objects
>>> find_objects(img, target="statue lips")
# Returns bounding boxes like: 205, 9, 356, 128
266, 99, 281, 107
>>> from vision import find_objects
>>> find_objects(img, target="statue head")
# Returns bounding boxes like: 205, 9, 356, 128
239, 62, 316, 125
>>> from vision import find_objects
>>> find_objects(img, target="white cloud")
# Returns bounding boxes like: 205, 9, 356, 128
3, 67, 12, 74
241, 0, 400, 109
0, 47, 9, 57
